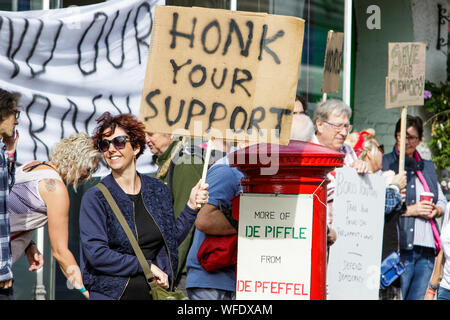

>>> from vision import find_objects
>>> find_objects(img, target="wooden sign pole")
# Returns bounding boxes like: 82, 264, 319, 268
198, 137, 214, 208
201, 138, 213, 182
398, 106, 407, 174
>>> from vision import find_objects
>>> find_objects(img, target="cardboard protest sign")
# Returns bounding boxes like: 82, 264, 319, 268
385, 42, 426, 108
321, 30, 344, 94
236, 193, 313, 300
327, 167, 386, 300
139, 6, 304, 145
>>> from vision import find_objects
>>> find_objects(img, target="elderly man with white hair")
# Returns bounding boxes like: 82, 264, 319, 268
312, 99, 369, 247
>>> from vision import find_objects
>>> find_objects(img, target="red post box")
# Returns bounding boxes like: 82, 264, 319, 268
229, 140, 344, 300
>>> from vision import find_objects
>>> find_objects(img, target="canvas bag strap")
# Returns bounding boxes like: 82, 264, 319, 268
96, 183, 156, 287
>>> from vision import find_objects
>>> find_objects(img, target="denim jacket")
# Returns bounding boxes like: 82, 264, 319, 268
382, 146, 440, 251
79, 173, 197, 299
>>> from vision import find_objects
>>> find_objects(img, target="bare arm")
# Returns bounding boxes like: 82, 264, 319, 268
424, 249, 445, 300
195, 203, 237, 236
39, 178, 89, 299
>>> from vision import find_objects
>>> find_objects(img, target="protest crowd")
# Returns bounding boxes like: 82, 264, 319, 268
0, 87, 448, 301
0, 0, 449, 303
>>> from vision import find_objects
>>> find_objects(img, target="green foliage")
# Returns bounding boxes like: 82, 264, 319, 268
424, 80, 450, 171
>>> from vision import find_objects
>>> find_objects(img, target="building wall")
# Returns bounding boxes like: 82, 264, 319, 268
353, 0, 414, 153
353, 0, 448, 154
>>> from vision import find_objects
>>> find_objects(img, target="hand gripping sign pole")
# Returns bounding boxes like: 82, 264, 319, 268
385, 42, 426, 173
198, 138, 213, 208
139, 6, 305, 301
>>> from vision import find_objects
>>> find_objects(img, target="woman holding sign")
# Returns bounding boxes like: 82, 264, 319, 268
382, 115, 448, 300
79, 112, 208, 300
346, 129, 406, 300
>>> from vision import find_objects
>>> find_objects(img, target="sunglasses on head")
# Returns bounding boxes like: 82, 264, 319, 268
98, 135, 130, 152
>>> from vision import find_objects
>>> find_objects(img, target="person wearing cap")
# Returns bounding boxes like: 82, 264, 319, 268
382, 115, 448, 300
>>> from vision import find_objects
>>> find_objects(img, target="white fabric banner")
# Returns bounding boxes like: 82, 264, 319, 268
0, 0, 164, 174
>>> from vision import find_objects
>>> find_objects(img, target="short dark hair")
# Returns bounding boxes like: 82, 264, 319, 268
0, 88, 20, 122
395, 115, 423, 140
296, 94, 308, 113
92, 112, 147, 159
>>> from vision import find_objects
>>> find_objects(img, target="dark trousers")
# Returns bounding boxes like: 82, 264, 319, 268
0, 287, 13, 300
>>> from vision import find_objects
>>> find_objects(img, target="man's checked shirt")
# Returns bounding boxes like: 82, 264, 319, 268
0, 142, 15, 282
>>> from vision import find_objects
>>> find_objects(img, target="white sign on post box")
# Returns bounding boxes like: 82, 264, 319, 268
236, 193, 313, 300
327, 166, 386, 300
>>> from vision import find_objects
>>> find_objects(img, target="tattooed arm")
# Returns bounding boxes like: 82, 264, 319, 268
39, 178, 89, 299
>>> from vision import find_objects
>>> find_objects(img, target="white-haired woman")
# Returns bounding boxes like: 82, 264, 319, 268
9, 132, 102, 299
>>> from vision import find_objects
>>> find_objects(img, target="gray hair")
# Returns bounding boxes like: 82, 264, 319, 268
290, 113, 315, 142
313, 99, 352, 131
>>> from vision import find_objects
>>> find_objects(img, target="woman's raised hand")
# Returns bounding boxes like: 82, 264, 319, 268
187, 180, 209, 210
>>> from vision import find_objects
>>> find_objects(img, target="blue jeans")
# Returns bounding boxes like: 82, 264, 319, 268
437, 286, 450, 300
187, 288, 235, 300
400, 246, 435, 300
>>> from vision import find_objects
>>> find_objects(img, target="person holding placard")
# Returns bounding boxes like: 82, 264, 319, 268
185, 149, 244, 300
346, 129, 407, 300
79, 112, 208, 300
382, 115, 448, 300
312, 99, 369, 246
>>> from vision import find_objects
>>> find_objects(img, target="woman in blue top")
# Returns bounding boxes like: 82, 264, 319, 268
382, 115, 447, 300
79, 112, 208, 300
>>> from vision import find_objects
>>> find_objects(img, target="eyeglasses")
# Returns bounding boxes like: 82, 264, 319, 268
377, 144, 384, 153
98, 135, 130, 152
396, 134, 419, 142
14, 111, 20, 120
323, 121, 352, 132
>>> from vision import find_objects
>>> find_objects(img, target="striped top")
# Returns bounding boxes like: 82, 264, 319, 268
412, 177, 448, 248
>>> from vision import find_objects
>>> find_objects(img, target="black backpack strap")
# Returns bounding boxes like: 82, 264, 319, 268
218, 200, 238, 231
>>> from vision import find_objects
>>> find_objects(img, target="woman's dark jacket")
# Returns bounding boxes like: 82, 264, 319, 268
382, 146, 440, 252
79, 173, 197, 300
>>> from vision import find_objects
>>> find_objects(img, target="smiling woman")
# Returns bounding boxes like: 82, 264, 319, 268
79, 112, 209, 300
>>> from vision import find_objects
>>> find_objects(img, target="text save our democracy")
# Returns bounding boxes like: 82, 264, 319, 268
140, 6, 304, 143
